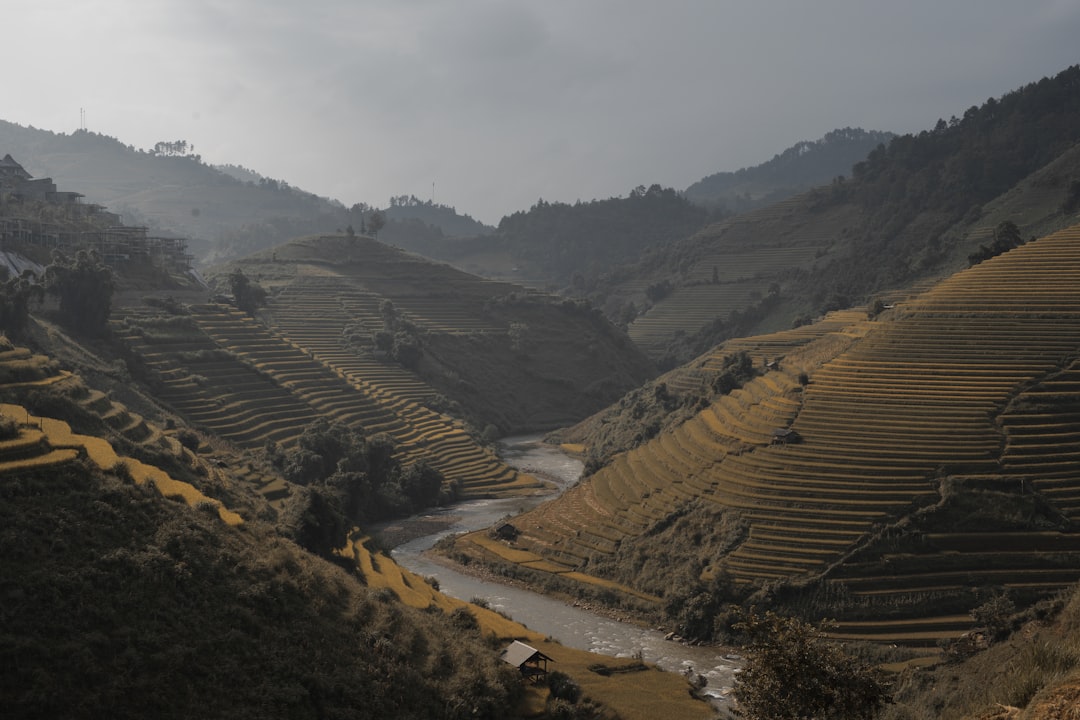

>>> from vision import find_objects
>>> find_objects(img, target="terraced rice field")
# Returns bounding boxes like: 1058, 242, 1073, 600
628, 282, 771, 354
122, 301, 543, 499
626, 194, 847, 355
115, 312, 323, 449
0, 345, 242, 524
683, 246, 824, 285
511, 223, 1080, 643
267, 275, 435, 403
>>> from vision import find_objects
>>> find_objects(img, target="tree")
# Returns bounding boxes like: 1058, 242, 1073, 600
392, 331, 422, 368
732, 609, 890, 720
228, 268, 267, 315
971, 593, 1016, 641
44, 250, 114, 335
967, 220, 1027, 266
367, 210, 386, 238
399, 459, 445, 509
278, 484, 349, 558
508, 322, 529, 352
0, 269, 43, 338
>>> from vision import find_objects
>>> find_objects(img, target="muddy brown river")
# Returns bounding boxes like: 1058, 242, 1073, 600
389, 435, 739, 707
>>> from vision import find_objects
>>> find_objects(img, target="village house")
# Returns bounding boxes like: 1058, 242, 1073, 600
0, 153, 191, 273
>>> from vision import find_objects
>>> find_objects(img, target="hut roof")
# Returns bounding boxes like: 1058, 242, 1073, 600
500, 641, 553, 668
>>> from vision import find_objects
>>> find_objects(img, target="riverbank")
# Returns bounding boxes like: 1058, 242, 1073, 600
343, 529, 717, 720
370, 513, 463, 550
427, 537, 660, 627
385, 435, 740, 708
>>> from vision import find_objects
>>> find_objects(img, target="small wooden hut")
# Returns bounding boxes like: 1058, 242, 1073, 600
500, 641, 554, 683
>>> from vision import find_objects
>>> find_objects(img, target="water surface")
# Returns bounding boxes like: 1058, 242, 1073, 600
390, 434, 738, 705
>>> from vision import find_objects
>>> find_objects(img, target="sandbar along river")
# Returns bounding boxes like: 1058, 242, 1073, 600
389, 434, 738, 707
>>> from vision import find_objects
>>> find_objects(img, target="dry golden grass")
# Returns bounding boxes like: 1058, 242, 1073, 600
559, 572, 661, 603
468, 532, 548, 564
521, 559, 574, 573
0, 447, 79, 472
1, 403, 243, 527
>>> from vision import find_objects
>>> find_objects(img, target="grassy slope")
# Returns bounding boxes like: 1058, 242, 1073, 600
883, 588, 1080, 720
0, 460, 524, 720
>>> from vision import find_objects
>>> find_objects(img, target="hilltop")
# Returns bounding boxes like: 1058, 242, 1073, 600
203, 233, 654, 434
401, 184, 718, 291
683, 127, 896, 212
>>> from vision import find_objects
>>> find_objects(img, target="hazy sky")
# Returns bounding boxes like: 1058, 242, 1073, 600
7, 1, 1080, 224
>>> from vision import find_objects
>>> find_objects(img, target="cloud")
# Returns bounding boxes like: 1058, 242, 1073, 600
6, 0, 1080, 224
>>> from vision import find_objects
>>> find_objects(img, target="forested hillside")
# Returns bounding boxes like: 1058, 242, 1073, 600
683, 127, 895, 212
412, 184, 718, 290
600, 65, 1080, 365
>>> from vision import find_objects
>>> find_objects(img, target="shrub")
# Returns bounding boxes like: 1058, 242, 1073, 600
110, 461, 133, 482
0, 414, 18, 440
449, 606, 479, 633
177, 430, 201, 452
971, 594, 1016, 640
546, 671, 582, 703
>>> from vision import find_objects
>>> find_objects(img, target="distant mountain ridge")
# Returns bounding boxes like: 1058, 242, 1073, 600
0, 121, 490, 266
382, 194, 493, 237
386, 130, 894, 292
683, 127, 896, 212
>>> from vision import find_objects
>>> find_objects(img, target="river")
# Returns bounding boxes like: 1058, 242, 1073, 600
389, 434, 739, 707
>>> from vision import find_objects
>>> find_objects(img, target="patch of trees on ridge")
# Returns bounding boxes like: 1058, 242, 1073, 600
684, 127, 896, 211
455, 184, 720, 290
270, 419, 449, 558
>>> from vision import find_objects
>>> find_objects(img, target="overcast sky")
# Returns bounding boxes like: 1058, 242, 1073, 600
6, 1, 1080, 224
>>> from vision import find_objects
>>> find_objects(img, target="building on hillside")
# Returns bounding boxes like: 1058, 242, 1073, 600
500, 641, 553, 683
0, 154, 192, 273
0, 154, 31, 183
1, 155, 58, 201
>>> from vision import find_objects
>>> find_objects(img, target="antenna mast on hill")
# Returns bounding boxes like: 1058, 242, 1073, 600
79, 108, 86, 131
432, 181, 435, 205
